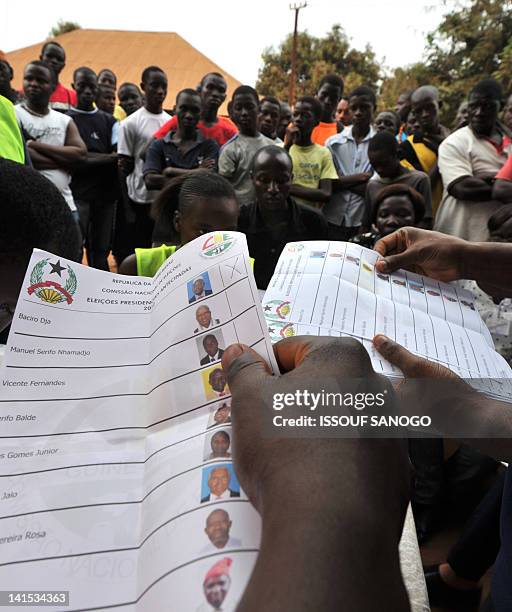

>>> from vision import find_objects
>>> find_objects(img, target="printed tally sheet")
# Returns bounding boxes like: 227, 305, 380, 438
262, 241, 512, 402
0, 232, 277, 611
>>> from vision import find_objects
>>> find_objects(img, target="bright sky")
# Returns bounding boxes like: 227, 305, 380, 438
2, 0, 448, 84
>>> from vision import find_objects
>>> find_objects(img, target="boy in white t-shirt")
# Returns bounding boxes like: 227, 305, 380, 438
117, 66, 171, 250
15, 60, 87, 218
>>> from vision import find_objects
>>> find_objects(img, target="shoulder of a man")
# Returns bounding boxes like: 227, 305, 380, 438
144, 137, 165, 165
259, 133, 275, 146
366, 177, 383, 192
123, 107, 145, 127
119, 109, 140, 135
438, 127, 474, 172
325, 129, 348, 149
220, 133, 240, 154
405, 167, 429, 181
13, 104, 25, 119
50, 108, 71, 126
316, 143, 333, 158
439, 126, 471, 154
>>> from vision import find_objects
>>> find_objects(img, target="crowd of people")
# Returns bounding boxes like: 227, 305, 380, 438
2, 36, 512, 612
2, 42, 512, 282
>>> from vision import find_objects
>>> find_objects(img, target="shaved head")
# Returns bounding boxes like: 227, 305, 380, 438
411, 85, 440, 104
252, 145, 293, 172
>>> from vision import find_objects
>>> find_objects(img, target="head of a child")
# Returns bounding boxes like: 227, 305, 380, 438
368, 131, 402, 179
175, 88, 202, 137
118, 83, 143, 116
316, 74, 344, 123
231, 85, 259, 137
96, 84, 116, 115
375, 110, 401, 136
151, 171, 239, 246
292, 96, 322, 143
347, 86, 376, 133
258, 96, 281, 140
372, 184, 425, 237
72, 66, 98, 112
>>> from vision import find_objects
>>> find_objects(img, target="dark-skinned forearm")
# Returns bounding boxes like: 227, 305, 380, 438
493, 180, 512, 204
143, 172, 166, 190
163, 166, 212, 178
27, 148, 60, 170
460, 241, 512, 295
349, 183, 367, 197
448, 177, 492, 201
289, 183, 330, 203
29, 141, 86, 167
238, 494, 409, 612
80, 152, 118, 167
433, 390, 512, 463
332, 175, 369, 192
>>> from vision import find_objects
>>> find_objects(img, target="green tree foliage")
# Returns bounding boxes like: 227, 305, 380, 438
380, 0, 512, 125
379, 64, 434, 112
256, 25, 380, 101
258, 1, 512, 127
49, 20, 81, 38
425, 0, 512, 123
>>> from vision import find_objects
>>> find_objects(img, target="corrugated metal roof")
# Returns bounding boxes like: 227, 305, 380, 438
5, 29, 241, 112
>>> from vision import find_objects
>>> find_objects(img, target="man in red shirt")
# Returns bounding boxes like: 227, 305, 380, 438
153, 72, 237, 146
40, 41, 76, 112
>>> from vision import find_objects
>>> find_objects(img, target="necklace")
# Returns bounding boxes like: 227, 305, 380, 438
20, 103, 48, 118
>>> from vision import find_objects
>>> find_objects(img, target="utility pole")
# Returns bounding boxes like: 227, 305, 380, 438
288, 2, 307, 107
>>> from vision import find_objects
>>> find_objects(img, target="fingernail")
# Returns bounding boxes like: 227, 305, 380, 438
221, 343, 244, 371
377, 258, 389, 272
373, 335, 390, 350
225, 344, 244, 359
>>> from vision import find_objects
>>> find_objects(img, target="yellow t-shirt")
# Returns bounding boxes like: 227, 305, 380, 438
114, 104, 127, 122
289, 143, 338, 207
401, 136, 442, 217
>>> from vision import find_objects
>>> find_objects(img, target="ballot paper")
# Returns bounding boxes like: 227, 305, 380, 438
262, 240, 512, 403
0, 232, 277, 611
